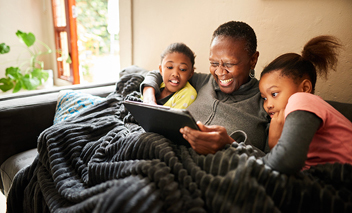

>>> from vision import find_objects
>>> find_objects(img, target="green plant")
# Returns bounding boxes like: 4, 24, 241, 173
0, 30, 52, 93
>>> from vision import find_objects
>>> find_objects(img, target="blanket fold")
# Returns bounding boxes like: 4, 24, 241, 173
7, 73, 352, 213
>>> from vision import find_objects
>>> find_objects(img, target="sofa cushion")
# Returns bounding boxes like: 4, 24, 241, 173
54, 90, 105, 124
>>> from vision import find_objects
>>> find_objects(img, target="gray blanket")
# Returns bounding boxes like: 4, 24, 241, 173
7, 74, 352, 212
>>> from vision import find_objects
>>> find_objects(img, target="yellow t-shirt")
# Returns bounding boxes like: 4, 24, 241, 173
160, 81, 197, 109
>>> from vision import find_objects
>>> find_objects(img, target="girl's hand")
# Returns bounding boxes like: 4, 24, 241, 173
268, 109, 285, 149
180, 121, 235, 155
142, 87, 157, 105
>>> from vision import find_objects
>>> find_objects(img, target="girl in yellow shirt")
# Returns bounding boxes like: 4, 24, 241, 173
156, 43, 197, 109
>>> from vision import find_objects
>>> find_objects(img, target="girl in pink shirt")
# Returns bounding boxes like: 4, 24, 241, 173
259, 35, 352, 174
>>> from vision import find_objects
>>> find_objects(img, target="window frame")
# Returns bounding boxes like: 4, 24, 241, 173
52, 0, 80, 84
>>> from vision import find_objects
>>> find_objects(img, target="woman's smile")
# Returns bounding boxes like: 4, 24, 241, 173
219, 78, 234, 86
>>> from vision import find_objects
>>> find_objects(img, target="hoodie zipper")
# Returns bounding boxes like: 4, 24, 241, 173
205, 99, 219, 125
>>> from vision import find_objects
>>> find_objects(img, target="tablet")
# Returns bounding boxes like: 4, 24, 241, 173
123, 100, 199, 146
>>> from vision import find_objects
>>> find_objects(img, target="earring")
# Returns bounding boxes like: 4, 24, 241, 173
249, 69, 255, 78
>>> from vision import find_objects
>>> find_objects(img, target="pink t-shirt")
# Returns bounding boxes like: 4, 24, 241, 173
285, 92, 352, 170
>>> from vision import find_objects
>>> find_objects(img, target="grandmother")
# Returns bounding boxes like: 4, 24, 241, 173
141, 21, 270, 155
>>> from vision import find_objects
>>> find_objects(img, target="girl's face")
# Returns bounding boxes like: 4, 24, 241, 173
209, 36, 259, 94
259, 70, 303, 118
159, 52, 194, 96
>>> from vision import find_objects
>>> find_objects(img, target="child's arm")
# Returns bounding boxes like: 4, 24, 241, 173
262, 110, 322, 174
268, 109, 285, 149
140, 70, 163, 101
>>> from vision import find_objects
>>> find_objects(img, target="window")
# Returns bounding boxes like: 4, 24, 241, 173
52, 0, 120, 85
52, 0, 80, 84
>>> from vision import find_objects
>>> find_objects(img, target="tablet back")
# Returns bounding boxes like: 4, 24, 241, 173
123, 100, 199, 146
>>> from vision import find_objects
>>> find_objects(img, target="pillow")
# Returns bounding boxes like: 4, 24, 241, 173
54, 90, 105, 124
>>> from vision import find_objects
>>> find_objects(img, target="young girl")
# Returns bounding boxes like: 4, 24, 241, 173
259, 35, 352, 174
151, 42, 197, 109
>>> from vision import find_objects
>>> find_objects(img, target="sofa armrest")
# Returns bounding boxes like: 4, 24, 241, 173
0, 82, 116, 167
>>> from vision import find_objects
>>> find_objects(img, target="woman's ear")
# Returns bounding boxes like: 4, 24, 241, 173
250, 51, 259, 70
300, 79, 313, 93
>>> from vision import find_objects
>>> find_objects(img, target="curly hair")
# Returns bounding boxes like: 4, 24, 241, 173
211, 21, 257, 56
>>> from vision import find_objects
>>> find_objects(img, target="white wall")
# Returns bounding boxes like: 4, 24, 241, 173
0, 0, 57, 86
120, 0, 352, 103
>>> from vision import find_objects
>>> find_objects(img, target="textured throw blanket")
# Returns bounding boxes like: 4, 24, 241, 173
7, 74, 352, 213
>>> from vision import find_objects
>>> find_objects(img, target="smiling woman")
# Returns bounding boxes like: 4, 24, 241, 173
141, 21, 270, 155
209, 36, 258, 94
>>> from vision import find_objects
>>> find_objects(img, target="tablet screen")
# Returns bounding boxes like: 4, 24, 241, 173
123, 100, 199, 146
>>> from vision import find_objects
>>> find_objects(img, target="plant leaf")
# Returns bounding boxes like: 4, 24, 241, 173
41, 70, 49, 82
5, 67, 22, 80
16, 30, 36, 47
32, 68, 49, 83
0, 78, 14, 92
22, 74, 40, 90
13, 80, 23, 93
0, 43, 10, 54
66, 56, 72, 64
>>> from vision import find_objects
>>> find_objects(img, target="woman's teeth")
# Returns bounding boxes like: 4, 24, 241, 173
220, 78, 233, 84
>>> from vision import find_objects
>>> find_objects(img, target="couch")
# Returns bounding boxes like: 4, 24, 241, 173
1, 67, 352, 212
0, 81, 117, 196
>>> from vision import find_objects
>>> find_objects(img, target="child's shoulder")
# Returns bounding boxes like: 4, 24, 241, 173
286, 92, 347, 122
289, 92, 323, 103
286, 93, 328, 116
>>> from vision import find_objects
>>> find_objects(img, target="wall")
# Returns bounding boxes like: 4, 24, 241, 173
0, 0, 58, 88
119, 0, 352, 103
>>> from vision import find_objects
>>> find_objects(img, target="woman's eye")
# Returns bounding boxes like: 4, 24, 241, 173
262, 97, 267, 101
210, 62, 219, 67
224, 63, 235, 68
272, 92, 278, 97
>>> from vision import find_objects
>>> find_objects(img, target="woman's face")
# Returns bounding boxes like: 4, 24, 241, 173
209, 36, 258, 94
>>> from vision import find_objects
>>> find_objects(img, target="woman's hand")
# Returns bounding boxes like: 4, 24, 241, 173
142, 87, 157, 105
268, 109, 285, 149
180, 121, 235, 155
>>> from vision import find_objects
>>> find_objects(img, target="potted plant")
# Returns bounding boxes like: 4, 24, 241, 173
0, 30, 53, 93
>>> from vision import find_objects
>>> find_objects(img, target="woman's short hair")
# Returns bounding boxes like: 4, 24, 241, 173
212, 21, 257, 56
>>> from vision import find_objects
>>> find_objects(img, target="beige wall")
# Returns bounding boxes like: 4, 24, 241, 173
1, 0, 351, 103
120, 0, 352, 103
0, 0, 59, 85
